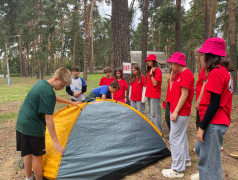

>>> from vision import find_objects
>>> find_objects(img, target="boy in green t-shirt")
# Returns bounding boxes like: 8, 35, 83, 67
16, 67, 80, 180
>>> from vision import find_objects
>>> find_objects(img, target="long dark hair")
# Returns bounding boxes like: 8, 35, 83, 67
114, 67, 123, 80
130, 64, 142, 83
146, 60, 158, 74
204, 53, 234, 72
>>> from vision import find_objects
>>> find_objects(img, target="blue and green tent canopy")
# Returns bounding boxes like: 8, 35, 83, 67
43, 99, 170, 180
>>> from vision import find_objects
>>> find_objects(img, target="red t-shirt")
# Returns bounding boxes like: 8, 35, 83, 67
166, 72, 181, 103
196, 66, 207, 101
170, 69, 195, 116
113, 79, 128, 100
130, 76, 146, 101
199, 65, 233, 126
145, 67, 162, 99
99, 77, 114, 86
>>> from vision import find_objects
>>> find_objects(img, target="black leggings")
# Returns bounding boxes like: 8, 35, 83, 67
165, 102, 170, 131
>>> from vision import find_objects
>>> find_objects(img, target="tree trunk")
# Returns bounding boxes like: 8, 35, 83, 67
3, 43, 7, 78
229, 0, 237, 93
158, 24, 161, 51
39, 36, 45, 79
83, 0, 95, 79
72, 31, 79, 69
60, 17, 65, 67
90, 22, 94, 74
51, 34, 55, 74
175, 0, 181, 52
17, 32, 23, 76
37, 32, 42, 79
151, 18, 154, 51
27, 42, 30, 76
111, 0, 131, 104
40, 61, 45, 80
89, 0, 95, 74
208, 0, 217, 37
83, 0, 89, 80
191, 40, 195, 73
21, 49, 26, 77
204, 0, 210, 39
32, 39, 37, 77
141, 0, 148, 75
37, 61, 40, 79
222, 2, 228, 40
111, 0, 130, 67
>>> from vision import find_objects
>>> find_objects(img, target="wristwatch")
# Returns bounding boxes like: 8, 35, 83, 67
149, 74, 154, 77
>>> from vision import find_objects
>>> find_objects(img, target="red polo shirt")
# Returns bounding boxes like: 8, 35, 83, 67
166, 72, 181, 103
170, 69, 194, 116
113, 79, 128, 100
130, 76, 146, 101
99, 77, 114, 86
145, 67, 162, 99
199, 65, 233, 126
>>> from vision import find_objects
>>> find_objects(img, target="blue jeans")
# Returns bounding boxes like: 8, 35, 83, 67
195, 124, 228, 180
130, 100, 145, 114
147, 98, 162, 133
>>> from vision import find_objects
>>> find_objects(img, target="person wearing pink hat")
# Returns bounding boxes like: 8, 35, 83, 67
145, 54, 163, 133
162, 52, 194, 178
191, 37, 234, 180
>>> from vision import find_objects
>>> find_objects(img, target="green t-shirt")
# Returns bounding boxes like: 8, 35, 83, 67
16, 79, 56, 137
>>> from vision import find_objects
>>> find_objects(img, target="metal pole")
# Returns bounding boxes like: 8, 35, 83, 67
6, 42, 10, 85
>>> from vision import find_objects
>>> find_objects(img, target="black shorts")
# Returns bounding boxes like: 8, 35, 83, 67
16, 131, 46, 157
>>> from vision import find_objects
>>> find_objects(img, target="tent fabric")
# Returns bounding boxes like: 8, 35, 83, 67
43, 104, 87, 179
43, 99, 170, 180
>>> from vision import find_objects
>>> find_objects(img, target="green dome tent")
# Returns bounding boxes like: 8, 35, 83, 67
43, 99, 170, 180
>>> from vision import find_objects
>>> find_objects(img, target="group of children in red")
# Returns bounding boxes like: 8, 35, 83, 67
162, 37, 233, 180
98, 54, 163, 133
99, 37, 233, 180
16, 37, 233, 180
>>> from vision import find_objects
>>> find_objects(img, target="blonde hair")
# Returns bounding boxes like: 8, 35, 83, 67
54, 67, 72, 84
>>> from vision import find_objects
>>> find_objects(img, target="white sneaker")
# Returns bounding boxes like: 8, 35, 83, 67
185, 161, 192, 167
190, 173, 199, 180
162, 169, 184, 178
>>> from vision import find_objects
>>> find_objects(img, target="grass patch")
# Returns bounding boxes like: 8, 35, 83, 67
0, 74, 103, 104
0, 112, 18, 123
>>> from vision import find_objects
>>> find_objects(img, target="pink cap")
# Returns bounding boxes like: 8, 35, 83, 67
167, 52, 187, 66
198, 37, 226, 56
145, 54, 157, 62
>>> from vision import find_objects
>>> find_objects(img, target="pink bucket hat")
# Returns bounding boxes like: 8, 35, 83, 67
167, 52, 187, 66
145, 54, 157, 62
198, 37, 226, 56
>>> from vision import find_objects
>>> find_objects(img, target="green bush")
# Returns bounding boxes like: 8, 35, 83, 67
10, 73, 21, 77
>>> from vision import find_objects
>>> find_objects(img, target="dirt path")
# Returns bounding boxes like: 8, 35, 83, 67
0, 101, 22, 114
0, 101, 237, 180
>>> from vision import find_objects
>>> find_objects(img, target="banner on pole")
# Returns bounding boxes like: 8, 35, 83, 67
123, 62, 131, 74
